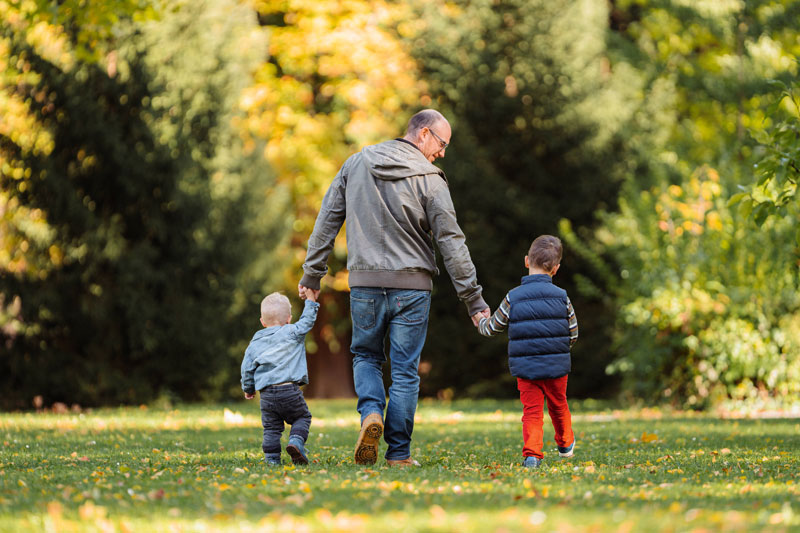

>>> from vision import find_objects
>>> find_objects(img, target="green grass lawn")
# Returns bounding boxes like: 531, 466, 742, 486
1, 399, 798, 532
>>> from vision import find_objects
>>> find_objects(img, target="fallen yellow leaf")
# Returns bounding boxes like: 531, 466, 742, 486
641, 432, 659, 443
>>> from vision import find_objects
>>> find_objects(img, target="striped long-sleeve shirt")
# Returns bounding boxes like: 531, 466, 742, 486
478, 292, 579, 346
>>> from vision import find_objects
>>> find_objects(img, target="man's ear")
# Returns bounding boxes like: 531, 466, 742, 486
551, 263, 560, 276
524, 255, 530, 269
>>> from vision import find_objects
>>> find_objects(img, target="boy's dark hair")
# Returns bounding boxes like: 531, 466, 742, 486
528, 235, 562, 271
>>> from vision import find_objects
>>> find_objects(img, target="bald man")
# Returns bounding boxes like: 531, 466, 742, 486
299, 109, 489, 467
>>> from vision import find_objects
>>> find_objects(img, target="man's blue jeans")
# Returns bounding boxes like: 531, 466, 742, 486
350, 287, 431, 461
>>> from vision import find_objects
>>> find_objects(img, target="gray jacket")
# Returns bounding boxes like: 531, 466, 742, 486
300, 139, 487, 316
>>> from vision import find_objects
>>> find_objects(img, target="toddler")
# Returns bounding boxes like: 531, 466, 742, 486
241, 289, 319, 465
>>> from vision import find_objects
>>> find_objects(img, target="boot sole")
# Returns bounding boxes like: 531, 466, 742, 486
354, 419, 383, 465
286, 444, 309, 465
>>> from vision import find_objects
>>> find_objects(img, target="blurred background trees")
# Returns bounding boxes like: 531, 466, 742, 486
1, 0, 798, 409
405, 0, 651, 399
0, 0, 286, 408
239, 0, 427, 397
563, 0, 800, 408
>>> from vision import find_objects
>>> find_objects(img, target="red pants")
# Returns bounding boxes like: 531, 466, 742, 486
517, 375, 573, 459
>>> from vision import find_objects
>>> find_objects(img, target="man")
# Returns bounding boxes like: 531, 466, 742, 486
298, 109, 489, 467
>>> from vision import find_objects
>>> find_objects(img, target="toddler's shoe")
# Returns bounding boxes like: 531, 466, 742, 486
264, 453, 281, 466
354, 412, 383, 465
286, 435, 309, 465
558, 438, 575, 458
522, 456, 541, 468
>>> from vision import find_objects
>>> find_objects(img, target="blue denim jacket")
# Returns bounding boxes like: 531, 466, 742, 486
241, 300, 319, 394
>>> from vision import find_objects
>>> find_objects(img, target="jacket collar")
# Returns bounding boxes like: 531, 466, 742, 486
253, 326, 281, 340
394, 137, 423, 154
520, 274, 553, 285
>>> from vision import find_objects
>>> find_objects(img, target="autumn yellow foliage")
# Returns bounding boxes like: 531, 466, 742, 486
241, 0, 428, 292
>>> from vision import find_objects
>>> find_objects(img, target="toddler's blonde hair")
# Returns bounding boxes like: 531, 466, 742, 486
260, 293, 291, 325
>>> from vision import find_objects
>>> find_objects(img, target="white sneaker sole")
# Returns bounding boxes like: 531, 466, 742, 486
558, 440, 575, 457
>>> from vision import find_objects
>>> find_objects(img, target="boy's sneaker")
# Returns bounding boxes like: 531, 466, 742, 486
522, 456, 541, 468
264, 453, 281, 466
286, 435, 309, 465
558, 438, 575, 458
354, 413, 383, 465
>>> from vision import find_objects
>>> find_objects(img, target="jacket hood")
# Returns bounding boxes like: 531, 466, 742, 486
360, 140, 445, 181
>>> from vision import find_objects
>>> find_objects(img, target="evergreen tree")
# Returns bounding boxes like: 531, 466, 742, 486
0, 0, 286, 408
406, 0, 645, 397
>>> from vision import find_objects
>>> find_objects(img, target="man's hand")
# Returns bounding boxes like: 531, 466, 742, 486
244, 392, 255, 400
471, 307, 491, 327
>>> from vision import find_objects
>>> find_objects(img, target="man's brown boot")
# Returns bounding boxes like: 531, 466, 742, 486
354, 413, 383, 465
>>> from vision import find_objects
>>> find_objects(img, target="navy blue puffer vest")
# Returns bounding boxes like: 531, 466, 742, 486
507, 274, 571, 380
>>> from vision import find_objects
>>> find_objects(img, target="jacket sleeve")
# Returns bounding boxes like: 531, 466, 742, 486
478, 293, 511, 337
290, 300, 320, 338
240, 350, 256, 395
426, 180, 488, 315
567, 296, 579, 346
300, 161, 349, 290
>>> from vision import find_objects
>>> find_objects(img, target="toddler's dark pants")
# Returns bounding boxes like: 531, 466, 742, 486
259, 383, 312, 454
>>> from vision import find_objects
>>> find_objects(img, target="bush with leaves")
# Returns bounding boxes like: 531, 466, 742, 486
562, 163, 800, 407
557, 0, 800, 408
731, 80, 800, 243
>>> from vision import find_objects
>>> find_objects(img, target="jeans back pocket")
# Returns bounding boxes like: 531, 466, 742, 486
350, 296, 376, 330
394, 291, 430, 325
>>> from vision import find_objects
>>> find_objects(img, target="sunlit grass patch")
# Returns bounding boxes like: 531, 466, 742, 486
1, 400, 798, 532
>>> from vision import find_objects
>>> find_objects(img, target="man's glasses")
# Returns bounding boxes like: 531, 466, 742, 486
428, 128, 449, 150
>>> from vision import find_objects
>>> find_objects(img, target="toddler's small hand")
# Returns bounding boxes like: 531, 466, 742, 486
303, 287, 319, 302
471, 307, 490, 327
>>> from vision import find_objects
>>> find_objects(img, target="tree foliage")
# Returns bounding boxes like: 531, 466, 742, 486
240, 0, 429, 396
731, 80, 800, 239
3, 0, 156, 61
563, 165, 800, 407
565, 0, 800, 406
243, 0, 426, 286
400, 0, 646, 398
0, 0, 284, 408
3, 0, 800, 408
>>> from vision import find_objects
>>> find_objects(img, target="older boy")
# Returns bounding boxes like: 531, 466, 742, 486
241, 290, 319, 466
478, 235, 578, 468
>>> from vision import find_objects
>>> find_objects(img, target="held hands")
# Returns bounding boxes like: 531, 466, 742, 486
244, 392, 255, 400
471, 307, 491, 327
298, 284, 319, 302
